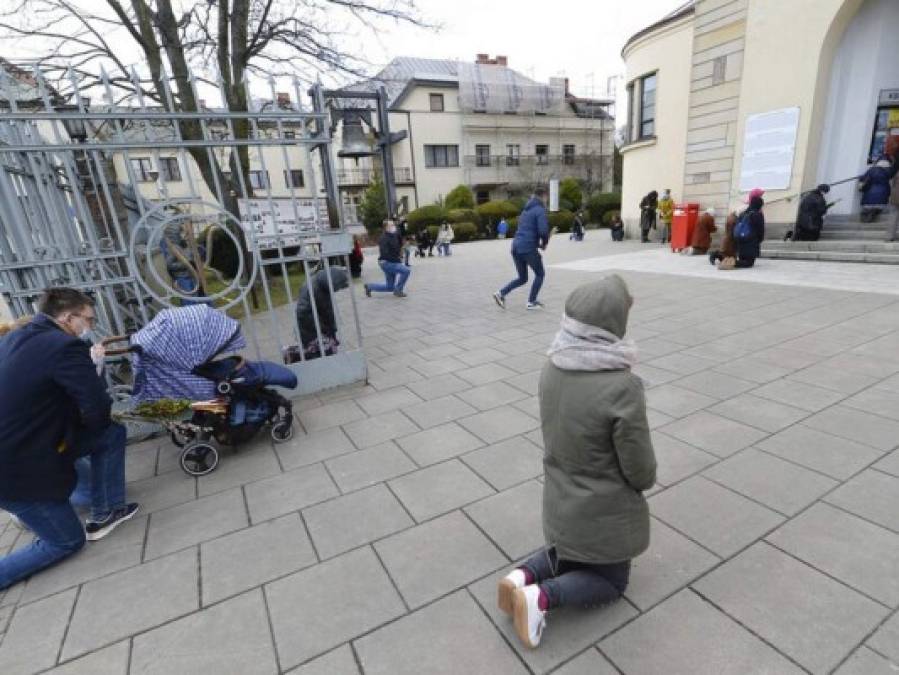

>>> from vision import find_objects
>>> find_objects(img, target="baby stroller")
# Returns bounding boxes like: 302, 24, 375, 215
108, 305, 297, 476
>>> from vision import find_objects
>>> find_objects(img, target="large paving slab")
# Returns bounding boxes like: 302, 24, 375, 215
694, 542, 889, 673
354, 591, 527, 675
7, 238, 899, 672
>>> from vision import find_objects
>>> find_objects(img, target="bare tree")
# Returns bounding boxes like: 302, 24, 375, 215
0, 0, 428, 208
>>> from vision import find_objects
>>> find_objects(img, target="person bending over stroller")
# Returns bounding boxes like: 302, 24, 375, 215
0, 288, 138, 590
290, 266, 349, 361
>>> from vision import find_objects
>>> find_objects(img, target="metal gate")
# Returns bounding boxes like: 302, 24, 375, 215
0, 64, 367, 408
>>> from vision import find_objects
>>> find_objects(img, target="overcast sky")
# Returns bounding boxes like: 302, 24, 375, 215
366, 0, 687, 99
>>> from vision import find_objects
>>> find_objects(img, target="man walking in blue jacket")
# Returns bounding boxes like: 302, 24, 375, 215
493, 186, 551, 310
0, 288, 138, 590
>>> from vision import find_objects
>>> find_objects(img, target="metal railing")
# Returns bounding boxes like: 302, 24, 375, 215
337, 166, 413, 186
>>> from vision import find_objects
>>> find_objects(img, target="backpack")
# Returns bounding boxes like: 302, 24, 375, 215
733, 213, 753, 243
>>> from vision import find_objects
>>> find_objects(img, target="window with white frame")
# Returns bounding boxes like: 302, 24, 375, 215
159, 157, 182, 182
130, 157, 154, 182
475, 144, 491, 167
429, 93, 445, 112
249, 170, 270, 190
626, 72, 657, 143
535, 144, 549, 165
284, 169, 305, 188
424, 144, 459, 167
506, 144, 520, 166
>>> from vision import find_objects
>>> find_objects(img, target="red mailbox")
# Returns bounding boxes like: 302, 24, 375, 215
671, 203, 700, 252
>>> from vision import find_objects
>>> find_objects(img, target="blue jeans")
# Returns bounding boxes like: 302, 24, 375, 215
521, 546, 630, 610
0, 423, 128, 590
438, 242, 451, 256
499, 249, 545, 303
369, 261, 411, 293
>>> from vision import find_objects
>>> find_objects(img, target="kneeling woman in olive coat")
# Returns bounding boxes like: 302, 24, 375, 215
497, 274, 657, 649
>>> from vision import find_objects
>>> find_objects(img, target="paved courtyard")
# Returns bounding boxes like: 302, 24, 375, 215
1, 234, 899, 674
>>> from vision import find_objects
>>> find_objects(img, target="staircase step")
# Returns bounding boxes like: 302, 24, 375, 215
761, 241, 899, 253
762, 249, 899, 264
820, 230, 887, 241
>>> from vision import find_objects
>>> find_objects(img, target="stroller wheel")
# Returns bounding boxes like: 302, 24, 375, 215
271, 420, 294, 443
180, 441, 220, 476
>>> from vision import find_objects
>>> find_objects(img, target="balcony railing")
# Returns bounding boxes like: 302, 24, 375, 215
337, 166, 413, 186
465, 154, 605, 168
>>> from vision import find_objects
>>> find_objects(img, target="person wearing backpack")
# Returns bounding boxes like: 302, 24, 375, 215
729, 194, 766, 269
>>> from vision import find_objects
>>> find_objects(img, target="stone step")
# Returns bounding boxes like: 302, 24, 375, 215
820, 230, 888, 241
762, 241, 899, 253
761, 249, 899, 264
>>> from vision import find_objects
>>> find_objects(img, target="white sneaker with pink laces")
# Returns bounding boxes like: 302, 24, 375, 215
512, 585, 546, 649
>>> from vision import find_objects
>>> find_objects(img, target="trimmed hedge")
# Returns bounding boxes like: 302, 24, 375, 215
452, 222, 478, 242
406, 204, 446, 231
445, 184, 475, 210
586, 192, 622, 224
548, 210, 576, 233
447, 208, 478, 224
476, 200, 519, 223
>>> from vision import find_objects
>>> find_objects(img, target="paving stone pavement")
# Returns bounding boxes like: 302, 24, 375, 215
2, 236, 899, 673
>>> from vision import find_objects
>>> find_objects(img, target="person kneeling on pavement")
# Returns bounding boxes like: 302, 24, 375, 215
497, 275, 656, 649
0, 288, 138, 590
364, 219, 411, 298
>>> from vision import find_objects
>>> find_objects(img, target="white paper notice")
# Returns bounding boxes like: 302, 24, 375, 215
738, 107, 800, 191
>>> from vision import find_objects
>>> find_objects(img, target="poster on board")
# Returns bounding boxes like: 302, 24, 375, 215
738, 107, 800, 192
238, 198, 329, 250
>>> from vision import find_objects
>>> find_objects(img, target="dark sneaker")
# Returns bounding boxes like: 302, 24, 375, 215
364, 284, 371, 298
526, 301, 544, 311
85, 503, 140, 541
493, 291, 505, 309
393, 290, 408, 298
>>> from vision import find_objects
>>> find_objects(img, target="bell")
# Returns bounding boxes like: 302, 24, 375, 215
338, 110, 375, 159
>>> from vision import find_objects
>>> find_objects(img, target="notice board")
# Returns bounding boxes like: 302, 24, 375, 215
738, 107, 800, 191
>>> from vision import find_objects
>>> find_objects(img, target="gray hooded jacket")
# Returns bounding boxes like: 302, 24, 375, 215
539, 275, 657, 564
295, 267, 348, 345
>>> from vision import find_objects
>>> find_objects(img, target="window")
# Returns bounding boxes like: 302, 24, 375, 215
712, 56, 727, 85
475, 144, 491, 167
130, 158, 154, 182
476, 190, 490, 205
424, 144, 459, 167
283, 130, 296, 140
535, 144, 549, 165
626, 72, 657, 143
249, 170, 270, 190
640, 74, 656, 138
563, 145, 575, 165
506, 144, 520, 166
429, 93, 445, 112
284, 169, 305, 188
159, 157, 182, 182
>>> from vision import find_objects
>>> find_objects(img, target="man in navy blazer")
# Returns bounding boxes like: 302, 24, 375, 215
0, 287, 138, 589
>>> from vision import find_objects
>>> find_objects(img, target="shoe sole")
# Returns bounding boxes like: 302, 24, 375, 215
86, 505, 140, 542
511, 588, 539, 649
497, 578, 517, 615
493, 294, 505, 309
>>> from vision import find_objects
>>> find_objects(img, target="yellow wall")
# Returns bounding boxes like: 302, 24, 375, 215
730, 0, 862, 222
621, 12, 694, 236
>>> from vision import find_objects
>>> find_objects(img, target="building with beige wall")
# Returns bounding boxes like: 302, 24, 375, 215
620, 0, 899, 238
338, 56, 615, 214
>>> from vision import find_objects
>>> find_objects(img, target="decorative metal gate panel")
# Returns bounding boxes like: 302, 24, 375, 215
0, 65, 367, 410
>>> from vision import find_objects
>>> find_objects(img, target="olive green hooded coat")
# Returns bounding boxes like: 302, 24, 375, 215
540, 275, 657, 564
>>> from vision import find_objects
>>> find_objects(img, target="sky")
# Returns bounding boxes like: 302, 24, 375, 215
364, 0, 687, 100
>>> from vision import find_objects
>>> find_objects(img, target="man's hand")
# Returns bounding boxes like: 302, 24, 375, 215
90, 343, 106, 366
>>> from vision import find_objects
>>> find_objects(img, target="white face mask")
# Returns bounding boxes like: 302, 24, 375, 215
386, 226, 396, 234
80, 328, 93, 342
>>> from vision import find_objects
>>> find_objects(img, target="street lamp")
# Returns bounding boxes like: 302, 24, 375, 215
58, 98, 91, 143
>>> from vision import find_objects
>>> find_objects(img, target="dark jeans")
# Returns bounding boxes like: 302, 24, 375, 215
521, 546, 630, 610
499, 250, 545, 303
0, 423, 128, 590
735, 256, 756, 268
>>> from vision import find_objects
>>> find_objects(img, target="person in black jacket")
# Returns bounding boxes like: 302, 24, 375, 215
0, 288, 138, 590
793, 184, 831, 241
639, 191, 657, 243
730, 195, 766, 269
292, 266, 349, 360
363, 220, 411, 298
